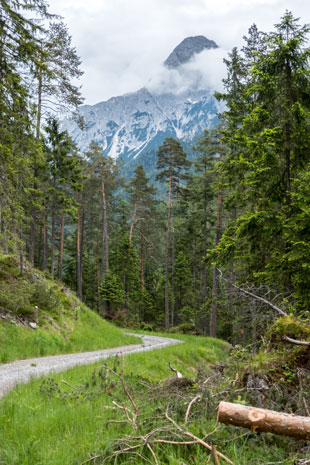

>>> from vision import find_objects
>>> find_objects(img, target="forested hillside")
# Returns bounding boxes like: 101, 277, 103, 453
1, 1, 310, 348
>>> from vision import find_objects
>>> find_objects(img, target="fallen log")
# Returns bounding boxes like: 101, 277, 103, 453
217, 401, 310, 440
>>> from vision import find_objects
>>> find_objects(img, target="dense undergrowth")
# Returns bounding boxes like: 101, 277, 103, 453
0, 254, 138, 362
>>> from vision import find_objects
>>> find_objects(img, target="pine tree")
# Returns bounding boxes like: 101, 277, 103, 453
216, 12, 310, 313
156, 137, 191, 330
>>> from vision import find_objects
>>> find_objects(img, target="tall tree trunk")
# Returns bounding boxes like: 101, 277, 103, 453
50, 206, 56, 278
165, 174, 172, 330
140, 234, 144, 292
101, 172, 109, 274
36, 53, 43, 140
171, 210, 175, 327
229, 269, 238, 346
29, 219, 35, 265
58, 210, 65, 280
96, 230, 100, 311
38, 222, 43, 268
129, 199, 138, 242
42, 212, 48, 271
202, 188, 208, 301
210, 147, 223, 338
77, 194, 83, 300
29, 58, 43, 267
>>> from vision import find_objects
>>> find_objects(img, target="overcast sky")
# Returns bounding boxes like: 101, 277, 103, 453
47, 0, 310, 105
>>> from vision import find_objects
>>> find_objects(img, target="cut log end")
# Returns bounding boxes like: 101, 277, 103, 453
218, 401, 310, 440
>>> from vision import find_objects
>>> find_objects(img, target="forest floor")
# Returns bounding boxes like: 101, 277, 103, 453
0, 334, 181, 399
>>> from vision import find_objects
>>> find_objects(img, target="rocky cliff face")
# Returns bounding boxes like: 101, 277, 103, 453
63, 36, 220, 166
164, 35, 218, 68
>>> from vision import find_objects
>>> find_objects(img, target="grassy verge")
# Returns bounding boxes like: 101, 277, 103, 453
0, 333, 296, 465
0, 254, 138, 363
0, 310, 138, 363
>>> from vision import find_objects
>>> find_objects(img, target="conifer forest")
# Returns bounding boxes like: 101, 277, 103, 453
1, 0, 310, 346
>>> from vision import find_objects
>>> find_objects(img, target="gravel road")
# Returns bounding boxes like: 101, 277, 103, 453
0, 334, 182, 399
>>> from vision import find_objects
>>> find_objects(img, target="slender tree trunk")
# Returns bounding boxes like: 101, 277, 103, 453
165, 174, 172, 330
229, 269, 238, 346
42, 212, 48, 271
96, 230, 100, 311
140, 234, 144, 292
29, 58, 43, 267
50, 206, 56, 278
129, 199, 138, 242
58, 210, 65, 280
77, 194, 83, 300
171, 210, 175, 327
38, 223, 42, 268
101, 172, 109, 273
36, 53, 43, 140
210, 146, 223, 338
202, 189, 208, 301
29, 219, 35, 265
101, 215, 105, 280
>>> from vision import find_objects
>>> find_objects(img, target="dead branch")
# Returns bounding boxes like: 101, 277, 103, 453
168, 362, 183, 378
217, 269, 287, 316
303, 398, 310, 417
282, 335, 310, 347
212, 445, 220, 465
146, 444, 159, 465
184, 395, 201, 425
165, 409, 234, 464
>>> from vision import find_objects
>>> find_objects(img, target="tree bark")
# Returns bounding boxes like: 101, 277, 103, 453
50, 206, 56, 278
210, 147, 223, 338
58, 210, 65, 280
165, 173, 172, 330
129, 199, 138, 242
218, 401, 310, 440
42, 212, 48, 271
101, 172, 109, 274
29, 218, 35, 265
77, 194, 83, 300
140, 234, 144, 292
171, 210, 175, 327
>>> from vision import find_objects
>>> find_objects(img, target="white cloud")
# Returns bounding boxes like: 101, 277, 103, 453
147, 48, 227, 95
47, 0, 310, 104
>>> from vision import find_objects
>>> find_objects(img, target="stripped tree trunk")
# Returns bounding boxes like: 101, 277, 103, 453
218, 401, 310, 440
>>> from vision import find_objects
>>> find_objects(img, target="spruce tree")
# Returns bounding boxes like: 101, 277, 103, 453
156, 137, 191, 330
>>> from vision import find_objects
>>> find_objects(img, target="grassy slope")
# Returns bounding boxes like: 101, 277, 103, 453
0, 333, 294, 465
0, 334, 228, 465
0, 254, 138, 362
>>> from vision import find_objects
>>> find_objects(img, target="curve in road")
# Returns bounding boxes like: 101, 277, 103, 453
0, 334, 182, 399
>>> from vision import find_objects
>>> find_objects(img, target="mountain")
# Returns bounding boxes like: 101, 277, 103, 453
63, 36, 220, 168
164, 35, 218, 68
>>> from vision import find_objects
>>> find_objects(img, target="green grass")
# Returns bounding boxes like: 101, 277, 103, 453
0, 333, 296, 465
0, 310, 138, 363
0, 253, 138, 362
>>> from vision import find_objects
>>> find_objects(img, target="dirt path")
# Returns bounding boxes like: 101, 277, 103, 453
0, 334, 182, 399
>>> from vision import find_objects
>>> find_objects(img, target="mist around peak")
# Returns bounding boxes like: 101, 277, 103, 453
146, 47, 227, 96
